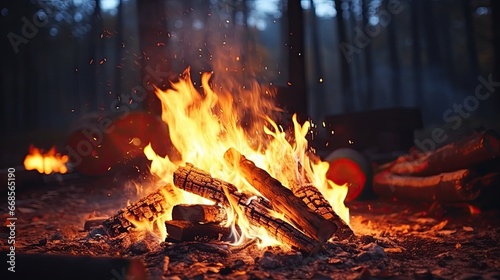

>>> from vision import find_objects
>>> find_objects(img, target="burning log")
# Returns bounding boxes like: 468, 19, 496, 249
373, 169, 483, 202
173, 163, 320, 253
102, 185, 172, 237
172, 204, 227, 223
165, 220, 231, 242
292, 160, 353, 240
292, 184, 353, 240
386, 130, 500, 177
223, 148, 338, 243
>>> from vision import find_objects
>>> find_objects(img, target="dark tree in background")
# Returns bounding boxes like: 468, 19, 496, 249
410, 0, 423, 107
385, 0, 401, 106
334, 0, 354, 113
1, 0, 499, 167
362, 0, 374, 109
285, 0, 308, 121
136, 0, 169, 116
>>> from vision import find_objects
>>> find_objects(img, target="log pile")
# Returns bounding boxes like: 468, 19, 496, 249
99, 147, 353, 254
373, 130, 500, 202
224, 148, 353, 241
173, 163, 321, 253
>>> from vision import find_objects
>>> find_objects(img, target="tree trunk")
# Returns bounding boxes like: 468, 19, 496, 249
410, 0, 423, 107
462, 0, 479, 77
385, 0, 401, 106
334, 0, 353, 113
490, 0, 500, 115
287, 0, 308, 121
136, 0, 170, 115
362, 0, 374, 109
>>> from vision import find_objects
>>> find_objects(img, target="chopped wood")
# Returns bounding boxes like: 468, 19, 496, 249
387, 130, 500, 177
293, 162, 353, 240
173, 163, 320, 253
223, 147, 338, 243
373, 169, 483, 202
102, 185, 174, 237
292, 184, 353, 240
165, 220, 231, 242
172, 204, 227, 223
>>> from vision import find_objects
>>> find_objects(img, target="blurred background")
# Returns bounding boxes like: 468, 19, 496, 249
1, 0, 499, 168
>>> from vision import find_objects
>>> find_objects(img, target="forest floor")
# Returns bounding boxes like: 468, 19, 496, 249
1, 170, 499, 280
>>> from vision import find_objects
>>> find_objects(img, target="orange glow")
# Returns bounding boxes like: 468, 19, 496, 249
468, 204, 481, 215
23, 145, 69, 174
143, 67, 350, 249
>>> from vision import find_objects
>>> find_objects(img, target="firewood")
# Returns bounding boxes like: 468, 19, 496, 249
387, 130, 500, 177
165, 220, 231, 242
102, 185, 174, 237
373, 169, 483, 202
173, 163, 320, 253
293, 162, 353, 240
223, 147, 338, 243
171, 204, 227, 223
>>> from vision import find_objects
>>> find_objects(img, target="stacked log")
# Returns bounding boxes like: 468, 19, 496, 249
224, 147, 353, 241
100, 149, 354, 253
373, 130, 500, 202
173, 163, 320, 253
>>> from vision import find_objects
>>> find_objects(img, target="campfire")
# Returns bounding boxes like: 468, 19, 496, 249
101, 67, 353, 253
9, 66, 500, 280
8, 57, 500, 279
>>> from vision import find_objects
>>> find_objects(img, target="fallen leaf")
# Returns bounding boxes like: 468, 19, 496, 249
455, 243, 462, 249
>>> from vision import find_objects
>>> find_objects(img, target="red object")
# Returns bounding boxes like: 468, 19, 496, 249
325, 148, 371, 202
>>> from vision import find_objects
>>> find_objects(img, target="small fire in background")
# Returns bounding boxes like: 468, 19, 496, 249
23, 145, 69, 174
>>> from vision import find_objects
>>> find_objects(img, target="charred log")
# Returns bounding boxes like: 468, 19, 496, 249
102, 185, 174, 237
293, 162, 353, 240
292, 184, 353, 240
173, 163, 320, 253
387, 130, 500, 177
171, 204, 227, 224
165, 220, 231, 243
373, 169, 483, 202
223, 147, 338, 243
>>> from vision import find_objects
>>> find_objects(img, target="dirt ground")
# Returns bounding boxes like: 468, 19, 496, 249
1, 169, 499, 280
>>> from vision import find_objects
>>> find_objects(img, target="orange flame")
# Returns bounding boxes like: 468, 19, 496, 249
23, 145, 69, 174
144, 67, 350, 248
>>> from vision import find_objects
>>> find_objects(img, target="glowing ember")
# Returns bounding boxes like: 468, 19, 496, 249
23, 145, 69, 174
144, 67, 350, 249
